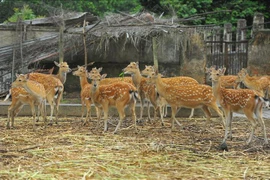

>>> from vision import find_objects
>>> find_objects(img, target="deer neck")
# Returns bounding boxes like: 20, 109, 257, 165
131, 69, 142, 88
79, 74, 89, 89
211, 79, 223, 103
242, 74, 254, 88
23, 81, 44, 101
56, 71, 67, 84
154, 75, 167, 98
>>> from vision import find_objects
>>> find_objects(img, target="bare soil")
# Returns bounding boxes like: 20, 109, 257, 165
1, 115, 270, 179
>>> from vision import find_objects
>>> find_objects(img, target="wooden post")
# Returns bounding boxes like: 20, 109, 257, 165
251, 13, 264, 38
152, 36, 158, 70
58, 4, 64, 63
83, 15, 87, 66
236, 19, 246, 51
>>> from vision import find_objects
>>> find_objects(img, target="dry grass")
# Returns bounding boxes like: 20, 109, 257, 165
1, 115, 270, 179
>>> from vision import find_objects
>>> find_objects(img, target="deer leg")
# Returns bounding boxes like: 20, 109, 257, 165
221, 110, 231, 145
85, 100, 92, 123
114, 105, 126, 134
41, 101, 47, 128
81, 98, 86, 123
129, 102, 137, 131
147, 101, 152, 123
48, 101, 54, 125
103, 105, 109, 132
7, 101, 23, 129
29, 102, 36, 130
254, 101, 268, 144
209, 102, 224, 126
170, 106, 179, 130
189, 108, 194, 119
244, 110, 257, 145
159, 105, 164, 126
202, 106, 211, 123
164, 104, 167, 117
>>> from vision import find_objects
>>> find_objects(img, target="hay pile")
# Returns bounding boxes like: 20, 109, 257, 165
1, 115, 270, 179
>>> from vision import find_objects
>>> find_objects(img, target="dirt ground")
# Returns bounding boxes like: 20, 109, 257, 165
1, 115, 270, 179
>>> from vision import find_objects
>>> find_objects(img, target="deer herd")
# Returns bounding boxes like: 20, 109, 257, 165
3, 61, 270, 149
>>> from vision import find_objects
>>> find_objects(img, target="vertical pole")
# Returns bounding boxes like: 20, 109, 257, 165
83, 15, 87, 66
152, 36, 158, 70
58, 4, 64, 63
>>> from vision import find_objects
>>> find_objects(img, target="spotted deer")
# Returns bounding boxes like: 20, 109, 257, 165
237, 68, 270, 99
9, 74, 47, 130
147, 69, 224, 130
52, 61, 72, 84
90, 67, 133, 85
122, 62, 159, 123
205, 65, 240, 89
209, 67, 268, 149
88, 73, 139, 133
73, 65, 100, 124
28, 72, 63, 125
5, 62, 71, 125
141, 65, 199, 120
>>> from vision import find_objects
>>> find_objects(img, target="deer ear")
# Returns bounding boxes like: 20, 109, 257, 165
54, 61, 60, 67
222, 67, 226, 74
101, 74, 107, 79
98, 67, 103, 72
136, 61, 139, 68
15, 73, 19, 78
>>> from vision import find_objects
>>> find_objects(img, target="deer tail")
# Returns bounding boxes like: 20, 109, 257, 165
4, 89, 11, 101
130, 90, 140, 102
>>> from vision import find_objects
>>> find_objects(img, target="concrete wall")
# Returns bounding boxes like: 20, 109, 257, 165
248, 30, 270, 75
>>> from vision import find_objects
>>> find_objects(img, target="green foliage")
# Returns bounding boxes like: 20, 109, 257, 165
0, 0, 269, 28
5, 4, 39, 23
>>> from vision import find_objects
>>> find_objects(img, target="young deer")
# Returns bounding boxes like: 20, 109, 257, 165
52, 61, 72, 84
205, 65, 240, 89
147, 69, 224, 130
73, 65, 100, 124
5, 61, 70, 126
237, 68, 270, 99
209, 67, 268, 148
89, 73, 139, 133
28, 72, 63, 125
141, 65, 199, 119
10, 74, 47, 130
122, 62, 159, 122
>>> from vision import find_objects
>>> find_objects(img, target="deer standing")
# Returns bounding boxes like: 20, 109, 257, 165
88, 73, 139, 133
5, 62, 71, 126
73, 65, 101, 124
10, 74, 47, 130
209, 67, 268, 149
205, 65, 240, 89
147, 69, 224, 130
141, 65, 200, 120
237, 68, 269, 99
122, 62, 159, 123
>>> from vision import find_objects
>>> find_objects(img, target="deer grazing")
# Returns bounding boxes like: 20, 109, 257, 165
237, 68, 270, 99
9, 74, 47, 130
73, 65, 101, 124
141, 65, 200, 120
205, 65, 240, 89
146, 69, 224, 130
88, 72, 139, 133
209, 67, 268, 149
123, 62, 159, 123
